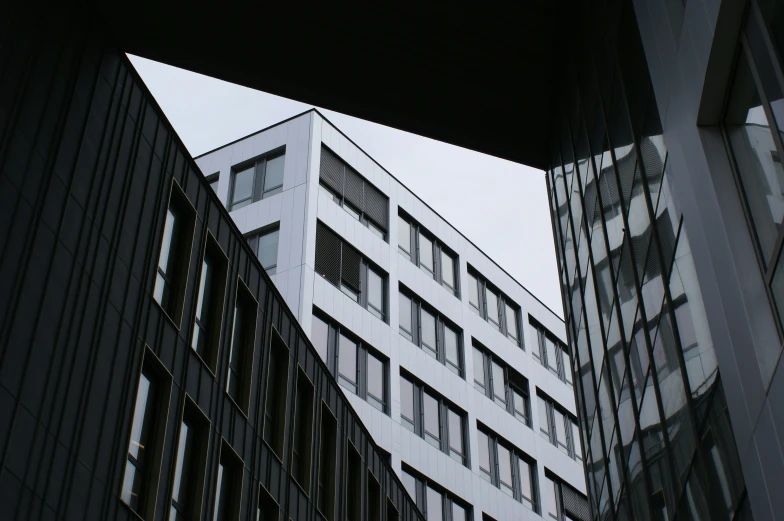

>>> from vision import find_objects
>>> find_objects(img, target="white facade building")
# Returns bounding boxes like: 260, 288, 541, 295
196, 109, 587, 521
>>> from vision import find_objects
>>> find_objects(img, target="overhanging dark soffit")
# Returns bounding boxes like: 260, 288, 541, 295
89, 0, 561, 170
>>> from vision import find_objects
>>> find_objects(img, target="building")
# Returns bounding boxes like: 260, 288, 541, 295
194, 110, 590, 521
4, 0, 784, 519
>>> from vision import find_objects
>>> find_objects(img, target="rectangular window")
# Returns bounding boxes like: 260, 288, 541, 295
479, 424, 539, 510
571, 421, 583, 462
400, 288, 464, 376
320, 146, 389, 239
562, 348, 573, 387
346, 442, 362, 521
292, 368, 315, 494
473, 342, 531, 427
403, 469, 471, 521
473, 346, 486, 391
366, 351, 386, 412
491, 360, 506, 406
543, 476, 558, 520
212, 441, 243, 521
398, 212, 460, 296
387, 499, 399, 521
553, 408, 568, 455
426, 486, 442, 521
531, 319, 572, 385
257, 485, 278, 521
497, 443, 514, 497
226, 280, 257, 413
191, 233, 229, 373
368, 472, 381, 521
518, 459, 535, 511
121, 351, 171, 519
317, 404, 337, 520
338, 333, 358, 393
315, 222, 388, 320
401, 374, 468, 467
206, 173, 219, 194
538, 396, 551, 439
478, 430, 492, 483
230, 151, 285, 210
154, 181, 196, 325
511, 386, 528, 425
264, 330, 289, 460
470, 268, 522, 346
311, 314, 329, 362
538, 393, 580, 461
247, 226, 280, 275
170, 398, 209, 521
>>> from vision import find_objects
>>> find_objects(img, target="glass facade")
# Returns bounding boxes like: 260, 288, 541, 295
545, 1, 747, 519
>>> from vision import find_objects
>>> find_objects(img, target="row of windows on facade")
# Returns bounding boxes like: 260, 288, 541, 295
401, 465, 584, 521
398, 213, 458, 296
145, 182, 413, 521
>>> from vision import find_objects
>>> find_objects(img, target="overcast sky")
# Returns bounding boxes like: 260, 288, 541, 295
128, 55, 563, 316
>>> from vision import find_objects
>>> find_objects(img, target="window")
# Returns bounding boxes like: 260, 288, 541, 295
230, 151, 285, 210
319, 145, 389, 239
264, 330, 289, 460
477, 424, 538, 512
399, 287, 464, 376
368, 472, 381, 521
311, 314, 330, 362
226, 280, 257, 413
169, 397, 210, 521
212, 441, 242, 521
121, 350, 171, 519
154, 181, 196, 325
257, 485, 278, 521
540, 474, 589, 521
398, 212, 459, 296
191, 232, 229, 373
472, 342, 531, 426
313, 310, 389, 413
531, 319, 573, 386
468, 268, 521, 346
206, 173, 219, 194
292, 368, 315, 494
401, 469, 471, 521
317, 404, 337, 520
315, 222, 387, 320
399, 373, 468, 466
247, 225, 280, 275
346, 441, 362, 521
537, 393, 582, 461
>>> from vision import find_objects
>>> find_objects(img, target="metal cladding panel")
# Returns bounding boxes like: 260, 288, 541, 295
315, 222, 341, 287
364, 182, 389, 232
319, 145, 343, 194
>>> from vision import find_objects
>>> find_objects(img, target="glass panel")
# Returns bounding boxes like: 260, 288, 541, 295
562, 348, 573, 385
486, 287, 500, 327
448, 409, 463, 461
497, 444, 514, 497
401, 472, 416, 500
258, 229, 279, 273
725, 49, 784, 262
122, 371, 155, 511
572, 420, 583, 460
338, 334, 357, 392
512, 388, 527, 423
505, 304, 519, 342
441, 250, 455, 289
231, 166, 255, 209
519, 459, 533, 502
399, 217, 411, 258
491, 360, 506, 405
554, 408, 569, 454
419, 234, 435, 275
311, 315, 329, 362
400, 377, 415, 427
426, 486, 442, 521
421, 308, 437, 357
368, 267, 384, 316
399, 294, 413, 340
451, 503, 466, 521
367, 352, 384, 406
473, 347, 486, 389
468, 273, 480, 312
423, 392, 440, 446
478, 430, 492, 479
543, 476, 558, 520
538, 396, 551, 437
546, 337, 559, 374
263, 155, 285, 195
192, 257, 214, 359
444, 325, 460, 373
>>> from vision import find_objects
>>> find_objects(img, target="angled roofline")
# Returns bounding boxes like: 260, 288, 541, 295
195, 108, 565, 323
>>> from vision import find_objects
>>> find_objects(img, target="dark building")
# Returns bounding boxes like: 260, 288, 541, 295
3, 0, 784, 520
0, 6, 425, 521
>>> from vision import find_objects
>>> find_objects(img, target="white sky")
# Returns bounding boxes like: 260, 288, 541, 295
128, 55, 563, 316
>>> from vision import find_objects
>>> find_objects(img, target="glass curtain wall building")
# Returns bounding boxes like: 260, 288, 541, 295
546, 0, 753, 520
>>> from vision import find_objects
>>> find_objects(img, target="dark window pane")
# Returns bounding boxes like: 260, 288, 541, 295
338, 334, 357, 392
311, 315, 329, 361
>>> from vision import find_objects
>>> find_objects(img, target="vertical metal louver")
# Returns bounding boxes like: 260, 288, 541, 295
364, 184, 388, 232
562, 485, 591, 521
320, 146, 344, 194
343, 167, 364, 210
315, 223, 341, 286
340, 243, 361, 291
